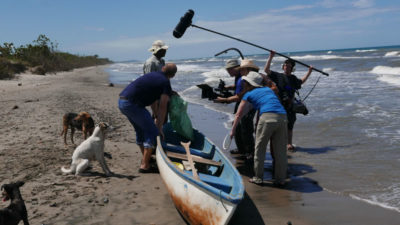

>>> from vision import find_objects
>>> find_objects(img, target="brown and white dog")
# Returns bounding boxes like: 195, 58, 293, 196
60, 112, 95, 146
61, 122, 112, 176
0, 181, 29, 225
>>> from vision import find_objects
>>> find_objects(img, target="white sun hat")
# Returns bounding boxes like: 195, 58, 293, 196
242, 71, 263, 87
148, 40, 169, 53
240, 59, 259, 71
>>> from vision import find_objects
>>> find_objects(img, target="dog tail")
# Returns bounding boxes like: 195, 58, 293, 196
61, 113, 69, 136
61, 164, 76, 174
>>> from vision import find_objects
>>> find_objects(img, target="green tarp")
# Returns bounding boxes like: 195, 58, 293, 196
168, 95, 194, 140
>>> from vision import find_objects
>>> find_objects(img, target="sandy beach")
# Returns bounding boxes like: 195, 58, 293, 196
1, 66, 400, 225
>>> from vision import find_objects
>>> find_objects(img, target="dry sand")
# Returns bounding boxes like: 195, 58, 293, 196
1, 66, 400, 225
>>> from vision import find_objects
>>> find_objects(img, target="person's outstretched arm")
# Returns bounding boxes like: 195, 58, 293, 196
156, 94, 170, 139
214, 94, 240, 103
264, 50, 275, 75
230, 100, 252, 138
301, 66, 313, 84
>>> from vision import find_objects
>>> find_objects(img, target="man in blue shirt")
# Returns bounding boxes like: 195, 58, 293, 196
221, 59, 242, 94
119, 63, 177, 173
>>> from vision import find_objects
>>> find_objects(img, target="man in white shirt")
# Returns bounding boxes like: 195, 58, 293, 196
143, 40, 168, 74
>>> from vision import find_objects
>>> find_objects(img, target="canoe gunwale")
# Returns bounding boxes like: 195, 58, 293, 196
157, 136, 244, 204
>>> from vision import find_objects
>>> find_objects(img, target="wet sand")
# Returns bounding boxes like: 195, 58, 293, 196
1, 66, 399, 225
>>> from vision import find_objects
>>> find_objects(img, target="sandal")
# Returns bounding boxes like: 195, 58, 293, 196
138, 167, 159, 174
230, 149, 241, 154
248, 177, 263, 185
273, 181, 286, 188
104, 152, 112, 159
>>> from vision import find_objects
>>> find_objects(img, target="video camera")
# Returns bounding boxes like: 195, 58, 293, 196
196, 79, 233, 100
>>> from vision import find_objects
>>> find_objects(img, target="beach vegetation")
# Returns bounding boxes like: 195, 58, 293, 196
0, 34, 112, 79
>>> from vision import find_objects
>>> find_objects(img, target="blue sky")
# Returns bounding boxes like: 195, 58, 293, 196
1, 0, 399, 61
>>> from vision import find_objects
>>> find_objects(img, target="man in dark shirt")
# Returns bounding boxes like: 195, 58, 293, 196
215, 59, 259, 160
264, 51, 312, 151
119, 63, 177, 173
221, 59, 242, 94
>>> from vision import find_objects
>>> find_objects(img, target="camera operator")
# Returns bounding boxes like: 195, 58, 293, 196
214, 59, 259, 162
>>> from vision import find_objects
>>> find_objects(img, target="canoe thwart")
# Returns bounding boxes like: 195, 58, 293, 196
166, 151, 222, 167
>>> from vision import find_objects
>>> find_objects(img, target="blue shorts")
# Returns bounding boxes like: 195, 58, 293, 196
118, 99, 158, 149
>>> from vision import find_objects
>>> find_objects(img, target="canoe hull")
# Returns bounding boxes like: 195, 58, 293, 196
156, 146, 237, 225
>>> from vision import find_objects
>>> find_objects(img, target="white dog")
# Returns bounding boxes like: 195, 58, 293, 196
61, 122, 112, 176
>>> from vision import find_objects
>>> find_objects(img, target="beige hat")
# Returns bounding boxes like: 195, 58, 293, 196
148, 40, 169, 53
225, 59, 240, 69
240, 59, 259, 71
242, 71, 263, 87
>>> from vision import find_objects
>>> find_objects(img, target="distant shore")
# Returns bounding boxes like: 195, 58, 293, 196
0, 66, 400, 225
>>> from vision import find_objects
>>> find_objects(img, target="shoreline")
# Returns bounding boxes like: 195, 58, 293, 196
185, 87, 400, 225
1, 66, 400, 224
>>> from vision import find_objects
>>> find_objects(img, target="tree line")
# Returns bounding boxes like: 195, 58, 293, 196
0, 34, 112, 79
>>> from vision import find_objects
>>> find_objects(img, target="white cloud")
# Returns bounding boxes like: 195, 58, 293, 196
320, 0, 374, 9
353, 0, 374, 8
84, 26, 105, 32
71, 2, 399, 60
269, 4, 315, 13
319, 0, 349, 8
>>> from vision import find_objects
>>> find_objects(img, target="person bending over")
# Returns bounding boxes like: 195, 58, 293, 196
231, 71, 288, 187
119, 63, 177, 173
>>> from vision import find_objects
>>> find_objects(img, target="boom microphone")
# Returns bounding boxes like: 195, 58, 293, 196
172, 9, 329, 76
173, 9, 194, 38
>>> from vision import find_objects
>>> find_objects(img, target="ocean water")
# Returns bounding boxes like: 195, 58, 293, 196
106, 45, 400, 213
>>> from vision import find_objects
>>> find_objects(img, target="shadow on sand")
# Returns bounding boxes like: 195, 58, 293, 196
81, 171, 137, 180
229, 192, 265, 225
234, 153, 323, 193
294, 146, 336, 154
226, 153, 323, 224
295, 142, 359, 155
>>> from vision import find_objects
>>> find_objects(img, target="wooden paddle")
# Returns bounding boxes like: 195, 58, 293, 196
181, 141, 200, 181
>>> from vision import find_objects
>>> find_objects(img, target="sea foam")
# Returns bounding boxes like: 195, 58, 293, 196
177, 64, 210, 73
355, 49, 377, 53
370, 66, 400, 75
291, 54, 374, 61
371, 66, 400, 87
384, 51, 400, 57
350, 194, 400, 213
109, 62, 142, 73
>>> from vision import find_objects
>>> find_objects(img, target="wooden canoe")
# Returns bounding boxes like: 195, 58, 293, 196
156, 123, 244, 225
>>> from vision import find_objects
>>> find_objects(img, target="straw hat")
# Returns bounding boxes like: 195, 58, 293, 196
242, 71, 263, 87
240, 59, 259, 71
225, 59, 240, 69
148, 40, 169, 53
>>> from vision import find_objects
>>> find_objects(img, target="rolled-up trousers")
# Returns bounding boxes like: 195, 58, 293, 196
254, 113, 288, 183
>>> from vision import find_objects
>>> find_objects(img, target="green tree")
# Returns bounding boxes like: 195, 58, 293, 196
0, 42, 15, 57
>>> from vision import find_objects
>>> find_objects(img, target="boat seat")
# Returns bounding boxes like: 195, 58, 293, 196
185, 171, 232, 194
163, 143, 215, 159
166, 151, 222, 167
198, 173, 232, 194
